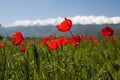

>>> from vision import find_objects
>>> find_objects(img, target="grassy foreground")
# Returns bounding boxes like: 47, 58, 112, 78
0, 37, 120, 80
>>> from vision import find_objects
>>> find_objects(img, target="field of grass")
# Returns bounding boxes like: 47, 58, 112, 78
0, 36, 120, 80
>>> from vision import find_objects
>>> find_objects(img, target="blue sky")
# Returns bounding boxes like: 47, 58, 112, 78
0, 0, 120, 26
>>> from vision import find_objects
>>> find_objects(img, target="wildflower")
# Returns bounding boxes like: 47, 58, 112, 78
55, 39, 61, 47
41, 37, 50, 44
41, 35, 54, 44
58, 36, 68, 46
93, 41, 97, 45
81, 35, 87, 40
46, 40, 58, 50
11, 32, 24, 46
89, 36, 97, 45
19, 47, 26, 53
69, 35, 81, 46
56, 17, 72, 32
110, 38, 116, 43
0, 43, 2, 49
89, 36, 94, 42
101, 26, 114, 37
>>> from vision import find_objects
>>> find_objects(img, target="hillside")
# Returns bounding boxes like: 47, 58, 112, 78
0, 24, 120, 38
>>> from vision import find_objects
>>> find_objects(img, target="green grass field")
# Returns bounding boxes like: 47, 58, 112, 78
0, 36, 120, 80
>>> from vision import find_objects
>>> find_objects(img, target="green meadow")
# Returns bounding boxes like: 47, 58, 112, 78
0, 36, 120, 80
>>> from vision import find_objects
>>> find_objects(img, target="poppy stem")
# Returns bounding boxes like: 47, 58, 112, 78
69, 30, 74, 37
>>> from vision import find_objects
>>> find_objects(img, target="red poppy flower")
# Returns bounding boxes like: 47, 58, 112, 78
69, 35, 81, 46
58, 36, 68, 46
11, 32, 24, 46
0, 43, 2, 49
93, 41, 97, 45
110, 38, 116, 43
101, 26, 114, 37
55, 39, 61, 47
41, 35, 54, 44
41, 37, 50, 44
46, 40, 58, 50
81, 35, 87, 40
89, 36, 94, 42
56, 17, 72, 32
20, 47, 26, 53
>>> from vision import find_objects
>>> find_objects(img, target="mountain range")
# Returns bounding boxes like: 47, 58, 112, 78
0, 24, 120, 38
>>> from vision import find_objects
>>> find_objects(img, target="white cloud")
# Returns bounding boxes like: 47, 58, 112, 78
70, 16, 120, 25
7, 16, 120, 27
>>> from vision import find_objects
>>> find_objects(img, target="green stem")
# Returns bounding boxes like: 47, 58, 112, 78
69, 30, 74, 37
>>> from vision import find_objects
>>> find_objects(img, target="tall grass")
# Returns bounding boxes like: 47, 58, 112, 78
0, 37, 120, 80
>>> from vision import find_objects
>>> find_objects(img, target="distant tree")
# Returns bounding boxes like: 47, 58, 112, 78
0, 24, 1, 27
